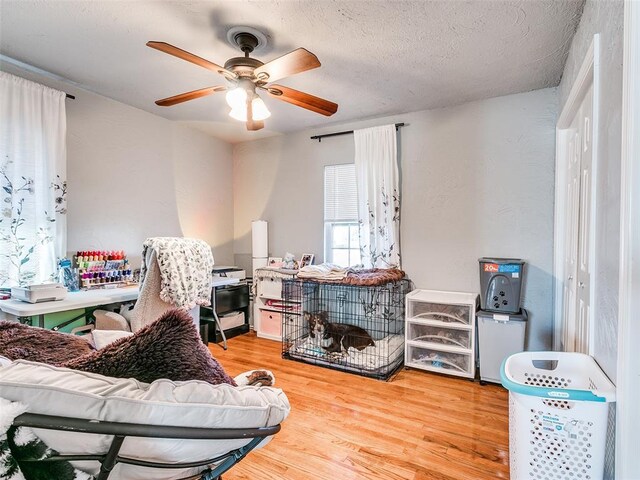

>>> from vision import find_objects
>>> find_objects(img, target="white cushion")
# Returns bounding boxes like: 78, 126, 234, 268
91, 329, 134, 349
0, 360, 290, 479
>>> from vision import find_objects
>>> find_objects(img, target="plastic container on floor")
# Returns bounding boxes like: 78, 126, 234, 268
501, 351, 616, 480
477, 309, 527, 383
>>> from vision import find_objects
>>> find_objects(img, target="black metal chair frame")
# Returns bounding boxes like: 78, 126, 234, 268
12, 412, 281, 480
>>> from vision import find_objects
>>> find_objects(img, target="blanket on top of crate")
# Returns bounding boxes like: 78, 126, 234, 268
297, 266, 405, 286
290, 334, 404, 372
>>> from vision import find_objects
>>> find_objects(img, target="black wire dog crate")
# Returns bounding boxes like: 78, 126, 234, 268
281, 278, 411, 380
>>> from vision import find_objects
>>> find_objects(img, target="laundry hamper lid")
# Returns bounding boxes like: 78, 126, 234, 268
500, 351, 616, 403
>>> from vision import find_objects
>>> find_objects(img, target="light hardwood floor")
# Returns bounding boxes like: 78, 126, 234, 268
209, 333, 510, 480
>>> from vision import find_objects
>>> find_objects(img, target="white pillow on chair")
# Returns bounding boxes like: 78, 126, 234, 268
91, 329, 133, 349
0, 360, 290, 480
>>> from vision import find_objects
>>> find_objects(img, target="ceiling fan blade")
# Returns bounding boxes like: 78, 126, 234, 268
147, 41, 236, 78
267, 84, 338, 116
254, 48, 320, 83
155, 86, 226, 107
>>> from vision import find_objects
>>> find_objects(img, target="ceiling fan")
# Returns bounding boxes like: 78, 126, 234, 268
147, 29, 338, 131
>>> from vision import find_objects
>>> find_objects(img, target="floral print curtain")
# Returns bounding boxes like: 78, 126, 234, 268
354, 124, 400, 268
0, 72, 67, 287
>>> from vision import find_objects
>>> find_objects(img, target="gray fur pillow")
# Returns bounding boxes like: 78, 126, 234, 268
63, 309, 237, 386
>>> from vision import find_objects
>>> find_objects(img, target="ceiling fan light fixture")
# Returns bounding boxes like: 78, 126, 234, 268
228, 95, 271, 122
229, 106, 247, 121
252, 96, 271, 121
225, 87, 247, 109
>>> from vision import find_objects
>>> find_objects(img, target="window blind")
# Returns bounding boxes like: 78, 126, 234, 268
324, 164, 358, 221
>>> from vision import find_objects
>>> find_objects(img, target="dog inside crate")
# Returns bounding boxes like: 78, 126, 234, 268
305, 310, 375, 353
283, 280, 409, 378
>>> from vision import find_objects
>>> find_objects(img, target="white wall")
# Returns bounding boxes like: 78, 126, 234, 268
234, 88, 558, 350
65, 90, 234, 267
0, 64, 235, 268
559, 0, 624, 383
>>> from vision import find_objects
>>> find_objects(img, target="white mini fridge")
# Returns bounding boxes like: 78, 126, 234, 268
476, 309, 527, 383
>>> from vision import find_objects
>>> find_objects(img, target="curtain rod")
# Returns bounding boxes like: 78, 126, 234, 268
310, 123, 405, 142
1, 54, 77, 100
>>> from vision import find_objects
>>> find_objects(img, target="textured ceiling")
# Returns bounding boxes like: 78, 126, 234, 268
0, 0, 583, 144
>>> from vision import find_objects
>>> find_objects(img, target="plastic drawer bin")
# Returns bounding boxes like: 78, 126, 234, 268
407, 323, 472, 350
501, 352, 615, 480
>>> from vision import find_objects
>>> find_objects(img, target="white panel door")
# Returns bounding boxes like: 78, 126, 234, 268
561, 84, 594, 354
576, 84, 594, 354
562, 114, 582, 352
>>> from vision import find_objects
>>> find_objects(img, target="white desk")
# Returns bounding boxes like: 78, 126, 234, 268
0, 286, 140, 328
0, 279, 240, 331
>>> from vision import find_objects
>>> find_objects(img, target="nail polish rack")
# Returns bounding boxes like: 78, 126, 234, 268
75, 250, 135, 290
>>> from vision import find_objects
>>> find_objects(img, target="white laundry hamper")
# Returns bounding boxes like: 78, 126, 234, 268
501, 352, 615, 480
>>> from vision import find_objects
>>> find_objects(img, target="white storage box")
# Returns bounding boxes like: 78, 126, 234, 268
501, 352, 616, 480
407, 323, 472, 350
406, 342, 472, 377
259, 309, 282, 338
219, 311, 245, 331
406, 290, 474, 325
258, 277, 283, 299
405, 289, 478, 379
11, 284, 67, 303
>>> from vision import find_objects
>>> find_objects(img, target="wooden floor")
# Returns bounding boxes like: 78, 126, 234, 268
209, 333, 510, 480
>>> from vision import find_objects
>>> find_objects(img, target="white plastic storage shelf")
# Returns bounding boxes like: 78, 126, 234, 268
405, 289, 479, 379
253, 270, 299, 341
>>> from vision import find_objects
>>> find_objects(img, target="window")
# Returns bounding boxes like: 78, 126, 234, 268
324, 164, 361, 267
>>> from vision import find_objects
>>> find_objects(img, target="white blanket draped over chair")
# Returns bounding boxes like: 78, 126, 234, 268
141, 237, 214, 310
95, 237, 214, 333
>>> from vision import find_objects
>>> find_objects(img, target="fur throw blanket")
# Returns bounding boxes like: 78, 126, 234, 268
341, 268, 405, 286
141, 237, 214, 309
0, 398, 93, 480
298, 267, 406, 286
0, 310, 237, 387
0, 311, 275, 388
0, 322, 94, 364
63, 309, 237, 386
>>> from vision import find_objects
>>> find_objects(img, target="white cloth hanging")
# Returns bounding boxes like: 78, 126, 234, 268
140, 237, 214, 310
0, 72, 67, 287
354, 124, 401, 268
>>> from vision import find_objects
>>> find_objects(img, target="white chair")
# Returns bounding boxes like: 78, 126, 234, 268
0, 360, 289, 480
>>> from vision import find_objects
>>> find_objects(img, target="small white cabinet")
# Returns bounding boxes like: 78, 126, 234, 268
405, 289, 479, 379
253, 269, 298, 341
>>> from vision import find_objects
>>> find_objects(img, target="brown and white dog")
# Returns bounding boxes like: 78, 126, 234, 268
305, 311, 375, 354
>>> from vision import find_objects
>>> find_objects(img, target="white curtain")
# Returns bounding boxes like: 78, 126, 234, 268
354, 124, 400, 268
0, 72, 67, 287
